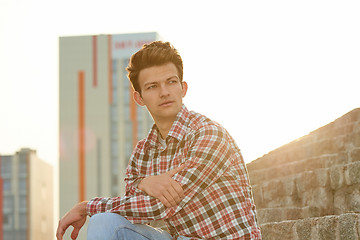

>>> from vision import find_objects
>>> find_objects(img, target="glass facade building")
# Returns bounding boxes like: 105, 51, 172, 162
59, 32, 160, 240
0, 148, 54, 240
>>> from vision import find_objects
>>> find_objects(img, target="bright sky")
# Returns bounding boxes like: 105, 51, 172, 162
1, 0, 359, 168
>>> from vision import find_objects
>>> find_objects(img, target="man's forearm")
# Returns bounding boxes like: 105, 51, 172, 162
138, 165, 185, 208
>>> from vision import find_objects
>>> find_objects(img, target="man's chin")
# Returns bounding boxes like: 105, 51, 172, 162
155, 107, 180, 120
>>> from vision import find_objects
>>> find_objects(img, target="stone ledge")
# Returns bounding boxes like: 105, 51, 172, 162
249, 148, 360, 185
259, 213, 360, 240
257, 207, 306, 224
252, 162, 360, 212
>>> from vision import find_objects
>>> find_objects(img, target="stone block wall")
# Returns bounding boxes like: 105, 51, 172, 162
247, 108, 360, 239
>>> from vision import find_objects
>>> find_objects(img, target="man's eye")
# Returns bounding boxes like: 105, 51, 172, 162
147, 85, 156, 89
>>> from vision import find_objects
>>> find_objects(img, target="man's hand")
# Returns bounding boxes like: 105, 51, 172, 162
56, 201, 88, 240
138, 165, 185, 208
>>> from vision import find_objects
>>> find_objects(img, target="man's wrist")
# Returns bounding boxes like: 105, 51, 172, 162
77, 201, 89, 216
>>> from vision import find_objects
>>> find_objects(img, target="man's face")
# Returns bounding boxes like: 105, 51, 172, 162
134, 62, 187, 123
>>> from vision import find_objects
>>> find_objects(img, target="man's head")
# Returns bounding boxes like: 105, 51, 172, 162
126, 41, 183, 94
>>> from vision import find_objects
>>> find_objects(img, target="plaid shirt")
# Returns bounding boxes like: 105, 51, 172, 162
87, 105, 261, 239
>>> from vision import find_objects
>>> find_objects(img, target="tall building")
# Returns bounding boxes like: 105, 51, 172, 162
59, 32, 160, 239
0, 148, 54, 240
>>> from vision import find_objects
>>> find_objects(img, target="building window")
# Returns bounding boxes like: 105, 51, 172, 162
19, 156, 27, 176
111, 122, 118, 140
111, 106, 118, 123
4, 196, 14, 210
19, 195, 27, 211
123, 80, 130, 105
111, 141, 118, 157
19, 213, 27, 229
1, 156, 12, 176
19, 178, 27, 193
3, 179, 11, 192
3, 214, 12, 229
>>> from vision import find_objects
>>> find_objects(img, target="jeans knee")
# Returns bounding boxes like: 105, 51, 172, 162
90, 212, 132, 227
87, 213, 132, 239
88, 213, 173, 240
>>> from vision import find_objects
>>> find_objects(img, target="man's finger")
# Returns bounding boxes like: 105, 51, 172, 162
56, 229, 65, 240
171, 180, 185, 199
163, 190, 178, 207
167, 186, 182, 204
71, 227, 80, 240
56, 230, 62, 240
159, 195, 172, 208
167, 164, 185, 177
56, 222, 66, 240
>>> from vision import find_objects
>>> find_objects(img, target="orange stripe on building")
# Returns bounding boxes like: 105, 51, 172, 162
78, 71, 86, 202
92, 36, 98, 87
129, 87, 138, 148
108, 35, 113, 104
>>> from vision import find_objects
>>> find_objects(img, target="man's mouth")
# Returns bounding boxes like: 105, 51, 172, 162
159, 101, 174, 107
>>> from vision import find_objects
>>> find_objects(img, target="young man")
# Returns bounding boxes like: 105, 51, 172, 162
56, 41, 261, 239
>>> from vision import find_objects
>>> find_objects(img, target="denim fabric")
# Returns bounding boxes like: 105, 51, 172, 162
87, 213, 190, 240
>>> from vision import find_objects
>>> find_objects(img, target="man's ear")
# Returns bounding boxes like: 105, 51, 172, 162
182, 81, 188, 97
133, 91, 145, 106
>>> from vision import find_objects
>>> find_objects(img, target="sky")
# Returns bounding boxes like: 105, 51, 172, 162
1, 0, 360, 168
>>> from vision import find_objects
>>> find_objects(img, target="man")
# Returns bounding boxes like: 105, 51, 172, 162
57, 41, 261, 239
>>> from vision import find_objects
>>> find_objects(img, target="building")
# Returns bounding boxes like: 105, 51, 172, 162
0, 148, 54, 240
59, 32, 160, 239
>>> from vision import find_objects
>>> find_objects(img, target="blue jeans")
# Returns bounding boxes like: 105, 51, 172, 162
87, 212, 190, 240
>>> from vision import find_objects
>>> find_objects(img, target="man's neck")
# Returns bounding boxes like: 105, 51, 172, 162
154, 115, 177, 139
153, 105, 183, 139
156, 120, 174, 139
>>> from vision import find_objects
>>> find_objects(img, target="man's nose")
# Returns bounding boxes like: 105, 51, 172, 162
159, 84, 170, 97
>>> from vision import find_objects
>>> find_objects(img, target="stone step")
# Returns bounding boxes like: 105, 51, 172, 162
252, 162, 360, 214
259, 213, 360, 240
257, 207, 308, 224
257, 205, 357, 225
248, 146, 360, 185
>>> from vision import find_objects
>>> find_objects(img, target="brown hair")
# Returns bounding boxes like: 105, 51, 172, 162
126, 41, 183, 93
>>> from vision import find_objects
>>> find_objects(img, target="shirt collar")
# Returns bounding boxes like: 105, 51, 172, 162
145, 105, 189, 148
